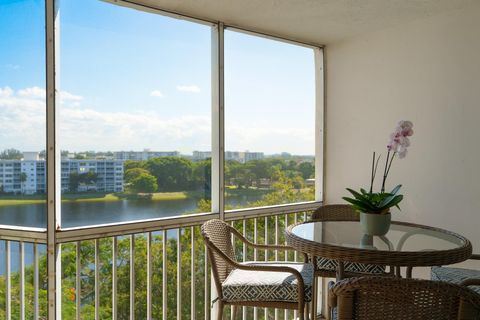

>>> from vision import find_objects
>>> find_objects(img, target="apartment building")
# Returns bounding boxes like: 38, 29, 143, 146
61, 159, 124, 193
114, 150, 180, 161
192, 151, 212, 161
193, 150, 264, 163
0, 153, 123, 194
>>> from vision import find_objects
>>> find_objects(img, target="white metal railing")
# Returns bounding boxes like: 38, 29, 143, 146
1, 241, 45, 319
0, 210, 312, 320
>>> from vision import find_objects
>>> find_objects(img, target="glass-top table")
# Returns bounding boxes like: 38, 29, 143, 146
285, 220, 472, 279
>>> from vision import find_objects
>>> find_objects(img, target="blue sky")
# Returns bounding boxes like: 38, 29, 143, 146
0, 0, 315, 155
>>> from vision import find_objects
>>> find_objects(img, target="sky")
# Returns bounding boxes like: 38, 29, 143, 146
0, 0, 316, 155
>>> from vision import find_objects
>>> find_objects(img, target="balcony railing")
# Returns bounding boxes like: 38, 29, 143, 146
0, 209, 314, 320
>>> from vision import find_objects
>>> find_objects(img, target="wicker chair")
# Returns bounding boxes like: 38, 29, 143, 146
328, 276, 480, 320
432, 254, 480, 295
201, 219, 314, 320
310, 205, 390, 278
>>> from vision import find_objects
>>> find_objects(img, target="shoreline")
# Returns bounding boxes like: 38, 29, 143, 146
0, 188, 274, 207
0, 191, 190, 206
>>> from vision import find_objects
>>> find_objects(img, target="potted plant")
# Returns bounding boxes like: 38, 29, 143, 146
343, 120, 414, 236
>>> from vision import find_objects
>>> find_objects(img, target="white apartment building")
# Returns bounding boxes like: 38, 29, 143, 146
61, 159, 124, 193
194, 150, 264, 163
0, 158, 46, 195
114, 150, 180, 161
192, 151, 212, 161
0, 153, 123, 194
243, 152, 264, 162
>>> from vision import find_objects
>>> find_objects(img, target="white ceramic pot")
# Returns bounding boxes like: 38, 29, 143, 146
360, 212, 391, 236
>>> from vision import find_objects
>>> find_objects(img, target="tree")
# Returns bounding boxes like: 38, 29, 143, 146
146, 157, 193, 191
81, 171, 98, 185
124, 160, 146, 171
68, 171, 98, 192
68, 172, 81, 192
124, 168, 150, 184
298, 161, 314, 180
192, 159, 211, 194
130, 173, 158, 193
20, 172, 27, 193
0, 148, 22, 160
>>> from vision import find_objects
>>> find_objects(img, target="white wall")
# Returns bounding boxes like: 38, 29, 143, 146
325, 2, 480, 269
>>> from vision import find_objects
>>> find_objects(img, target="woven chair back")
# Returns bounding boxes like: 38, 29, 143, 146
330, 277, 480, 320
201, 219, 237, 285
311, 204, 358, 222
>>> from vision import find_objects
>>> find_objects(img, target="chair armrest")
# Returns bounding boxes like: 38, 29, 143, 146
469, 254, 480, 260
206, 235, 305, 282
230, 227, 308, 260
461, 279, 480, 287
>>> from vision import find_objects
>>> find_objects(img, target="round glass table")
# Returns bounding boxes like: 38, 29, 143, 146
285, 220, 472, 279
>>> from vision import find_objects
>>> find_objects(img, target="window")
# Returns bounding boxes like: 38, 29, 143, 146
0, 0, 46, 228
224, 30, 317, 210
0, 1, 322, 230
58, 0, 212, 227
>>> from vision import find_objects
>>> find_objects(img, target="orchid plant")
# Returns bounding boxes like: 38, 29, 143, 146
343, 120, 414, 214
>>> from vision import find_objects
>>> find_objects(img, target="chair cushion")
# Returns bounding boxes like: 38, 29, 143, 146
431, 266, 480, 295
316, 257, 386, 274
222, 262, 313, 303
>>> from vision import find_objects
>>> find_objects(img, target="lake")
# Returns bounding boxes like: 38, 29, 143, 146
0, 192, 266, 275
0, 192, 266, 228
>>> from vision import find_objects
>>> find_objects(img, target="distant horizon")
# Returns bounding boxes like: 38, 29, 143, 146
2, 149, 315, 158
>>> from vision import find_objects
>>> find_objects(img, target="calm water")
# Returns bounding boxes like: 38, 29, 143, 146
0, 193, 265, 228
0, 193, 265, 274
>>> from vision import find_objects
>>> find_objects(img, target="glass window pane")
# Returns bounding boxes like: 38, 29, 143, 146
59, 0, 211, 227
224, 30, 316, 210
0, 0, 46, 228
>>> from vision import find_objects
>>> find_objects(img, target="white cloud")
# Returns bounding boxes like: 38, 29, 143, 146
13, 86, 83, 105
0, 86, 210, 152
59, 91, 83, 102
18, 86, 46, 99
59, 108, 210, 151
150, 90, 165, 98
0, 86, 312, 154
176, 85, 201, 93
0, 87, 14, 98
0, 87, 47, 151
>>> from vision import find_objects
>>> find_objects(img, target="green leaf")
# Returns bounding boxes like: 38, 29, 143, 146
379, 193, 396, 208
379, 195, 403, 211
345, 188, 364, 199
342, 196, 376, 212
389, 184, 402, 196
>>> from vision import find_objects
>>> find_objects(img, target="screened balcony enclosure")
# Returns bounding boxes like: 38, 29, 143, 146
0, 0, 322, 318
2, 0, 480, 319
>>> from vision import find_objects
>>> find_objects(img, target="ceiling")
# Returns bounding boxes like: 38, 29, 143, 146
122, 0, 477, 45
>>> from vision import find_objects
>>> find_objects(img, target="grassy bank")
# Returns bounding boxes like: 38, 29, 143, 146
0, 191, 193, 206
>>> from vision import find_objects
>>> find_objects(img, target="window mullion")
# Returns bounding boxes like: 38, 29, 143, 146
211, 22, 225, 220
314, 47, 325, 202
46, 0, 61, 318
